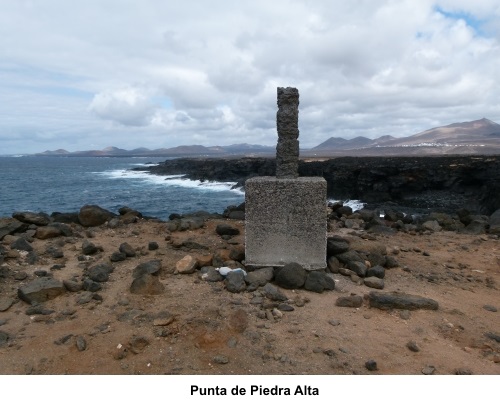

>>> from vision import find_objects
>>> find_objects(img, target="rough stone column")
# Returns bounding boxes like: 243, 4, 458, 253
276, 87, 299, 178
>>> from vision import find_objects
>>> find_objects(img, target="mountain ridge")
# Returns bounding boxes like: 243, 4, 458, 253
34, 118, 500, 157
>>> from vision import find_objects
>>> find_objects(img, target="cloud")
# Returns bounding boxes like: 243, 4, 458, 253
1, 0, 500, 153
89, 88, 156, 126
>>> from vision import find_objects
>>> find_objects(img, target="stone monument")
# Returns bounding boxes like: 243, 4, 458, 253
245, 87, 327, 270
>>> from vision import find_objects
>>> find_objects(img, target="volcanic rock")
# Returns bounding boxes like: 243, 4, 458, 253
215, 223, 240, 236
13, 211, 51, 226
304, 271, 335, 293
18, 278, 66, 304
10, 238, 33, 252
130, 274, 165, 295
336, 295, 363, 308
132, 260, 162, 278
274, 262, 306, 289
367, 292, 438, 310
78, 205, 115, 227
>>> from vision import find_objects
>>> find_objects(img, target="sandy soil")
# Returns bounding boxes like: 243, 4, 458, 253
0, 217, 499, 375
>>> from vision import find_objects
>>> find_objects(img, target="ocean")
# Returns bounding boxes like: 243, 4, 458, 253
0, 156, 245, 220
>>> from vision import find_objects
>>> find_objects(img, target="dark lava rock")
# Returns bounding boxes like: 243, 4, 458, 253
225, 271, 246, 293
35, 224, 72, 239
454, 368, 473, 375
11, 238, 33, 252
336, 250, 364, 265
18, 278, 66, 304
0, 331, 10, 347
262, 283, 288, 302
406, 340, 420, 352
82, 279, 102, 292
25, 305, 55, 315
76, 336, 87, 351
82, 239, 99, 255
367, 292, 438, 310
201, 267, 224, 282
119, 242, 136, 257
130, 274, 165, 295
78, 204, 116, 227
327, 256, 340, 273
384, 256, 399, 268
0, 218, 28, 240
244, 267, 274, 287
148, 241, 159, 251
132, 259, 162, 278
489, 208, 500, 235
367, 252, 386, 268
483, 305, 498, 312
365, 360, 378, 371
277, 303, 295, 312
13, 211, 51, 226
50, 212, 80, 224
364, 277, 385, 289
274, 262, 306, 289
46, 246, 64, 258
110, 251, 127, 262
347, 261, 367, 277
327, 236, 350, 256
336, 295, 363, 308
304, 271, 335, 293
366, 265, 385, 279
34, 270, 48, 277
63, 279, 82, 292
87, 263, 114, 282
215, 223, 240, 236
13, 271, 28, 281
484, 332, 500, 343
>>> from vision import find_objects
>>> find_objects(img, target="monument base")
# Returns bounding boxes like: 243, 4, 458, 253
245, 176, 327, 270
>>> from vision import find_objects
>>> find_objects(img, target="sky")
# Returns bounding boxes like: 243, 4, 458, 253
1, 0, 500, 154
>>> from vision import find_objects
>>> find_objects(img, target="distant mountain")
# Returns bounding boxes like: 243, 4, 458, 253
34, 118, 500, 158
312, 136, 374, 150
306, 118, 500, 156
35, 143, 275, 157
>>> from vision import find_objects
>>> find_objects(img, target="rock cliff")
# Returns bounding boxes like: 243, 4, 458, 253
136, 156, 500, 215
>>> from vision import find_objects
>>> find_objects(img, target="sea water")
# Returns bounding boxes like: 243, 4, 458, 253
0, 156, 244, 220
0, 156, 365, 221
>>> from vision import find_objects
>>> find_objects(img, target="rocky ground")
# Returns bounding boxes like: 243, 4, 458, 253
0, 204, 499, 375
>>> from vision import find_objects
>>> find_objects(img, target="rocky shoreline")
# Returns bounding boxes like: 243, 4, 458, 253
134, 155, 500, 215
1, 201, 499, 374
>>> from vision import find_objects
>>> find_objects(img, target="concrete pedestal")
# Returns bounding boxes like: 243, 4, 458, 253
245, 176, 327, 270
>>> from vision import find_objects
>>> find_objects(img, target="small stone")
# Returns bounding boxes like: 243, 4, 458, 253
110, 251, 127, 262
483, 305, 498, 312
76, 336, 87, 351
175, 255, 198, 274
148, 241, 159, 251
400, 310, 411, 320
336, 295, 363, 308
328, 319, 341, 326
364, 277, 384, 289
0, 331, 10, 347
277, 303, 294, 312
82, 240, 98, 255
215, 224, 239, 236
0, 297, 14, 312
365, 360, 378, 371
454, 368, 473, 375
406, 340, 420, 352
422, 365, 436, 375
54, 334, 73, 345
213, 355, 229, 364
14, 271, 28, 281
119, 242, 136, 257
